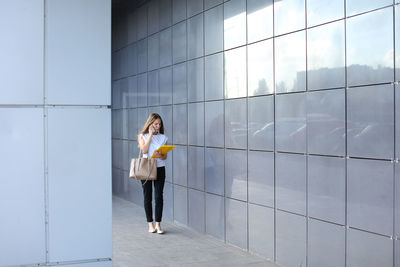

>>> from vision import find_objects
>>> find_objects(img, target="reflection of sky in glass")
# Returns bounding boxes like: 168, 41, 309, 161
224, 46, 246, 99
247, 0, 273, 43
274, 0, 305, 36
224, 0, 246, 50
347, 7, 393, 85
248, 39, 273, 96
307, 21, 345, 90
275, 31, 306, 93
346, 0, 393, 17
307, 0, 344, 27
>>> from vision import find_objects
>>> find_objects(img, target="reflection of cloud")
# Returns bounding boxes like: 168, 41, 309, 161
384, 49, 394, 66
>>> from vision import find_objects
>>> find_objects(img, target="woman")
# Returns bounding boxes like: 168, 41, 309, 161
138, 113, 168, 234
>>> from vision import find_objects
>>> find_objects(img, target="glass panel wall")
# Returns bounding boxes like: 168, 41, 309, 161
112, 1, 399, 266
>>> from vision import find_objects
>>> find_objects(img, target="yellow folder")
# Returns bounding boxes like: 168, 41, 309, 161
151, 145, 176, 158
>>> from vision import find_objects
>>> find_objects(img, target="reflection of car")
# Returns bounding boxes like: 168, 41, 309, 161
347, 122, 392, 156
252, 122, 274, 137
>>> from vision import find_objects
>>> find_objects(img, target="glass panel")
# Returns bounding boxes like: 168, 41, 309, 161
247, 0, 273, 43
148, 0, 160, 35
159, 0, 172, 30
188, 146, 205, 190
274, 0, 305, 36
137, 73, 147, 107
205, 52, 224, 100
308, 156, 345, 224
128, 109, 138, 141
173, 145, 188, 186
224, 46, 247, 98
172, 21, 187, 64
397, 85, 400, 160
205, 147, 224, 195
159, 105, 173, 182
248, 96, 274, 151
127, 43, 137, 76
308, 219, 345, 267
225, 198, 247, 249
205, 0, 223, 10
137, 39, 147, 74
206, 193, 225, 240
172, 0, 186, 24
163, 182, 173, 219
173, 104, 188, 144
248, 39, 274, 96
205, 101, 224, 147
276, 93, 306, 153
396, 163, 400, 237
347, 7, 394, 86
188, 189, 205, 232
248, 151, 274, 207
275, 31, 306, 93
187, 0, 203, 17
396, 5, 400, 82
347, 84, 394, 159
276, 211, 307, 267
307, 89, 345, 156
347, 229, 393, 267
127, 76, 138, 108
173, 62, 187, 104
187, 14, 204, 60
173, 184, 188, 224
347, 0, 393, 17
225, 98, 247, 149
160, 28, 172, 68
159, 67, 173, 105
225, 149, 247, 201
307, 21, 345, 90
347, 158, 394, 236
276, 153, 306, 215
188, 102, 204, 146
112, 80, 121, 109
307, 0, 344, 27
204, 5, 223, 55
120, 78, 129, 109
119, 46, 129, 78
248, 204, 274, 260
136, 6, 148, 40
224, 0, 246, 50
188, 58, 204, 102
148, 70, 159, 106
137, 107, 149, 138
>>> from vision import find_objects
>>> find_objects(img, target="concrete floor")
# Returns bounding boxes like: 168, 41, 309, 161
112, 196, 280, 267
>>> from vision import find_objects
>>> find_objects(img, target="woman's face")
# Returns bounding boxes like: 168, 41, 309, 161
152, 118, 161, 133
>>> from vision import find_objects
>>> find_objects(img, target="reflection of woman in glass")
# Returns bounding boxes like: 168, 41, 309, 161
138, 113, 168, 234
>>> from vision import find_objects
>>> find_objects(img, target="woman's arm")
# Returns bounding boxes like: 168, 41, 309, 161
138, 132, 153, 154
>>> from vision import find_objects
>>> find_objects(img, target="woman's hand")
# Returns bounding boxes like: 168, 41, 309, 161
153, 150, 167, 160
149, 126, 155, 135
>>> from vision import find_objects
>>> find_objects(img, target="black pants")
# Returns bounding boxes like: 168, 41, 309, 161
141, 166, 165, 223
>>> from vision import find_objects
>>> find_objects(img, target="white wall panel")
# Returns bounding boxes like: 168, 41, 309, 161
0, 108, 45, 265
46, 0, 111, 105
0, 0, 44, 104
48, 108, 111, 261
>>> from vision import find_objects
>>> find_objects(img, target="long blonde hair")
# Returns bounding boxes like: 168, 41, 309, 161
139, 113, 165, 135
